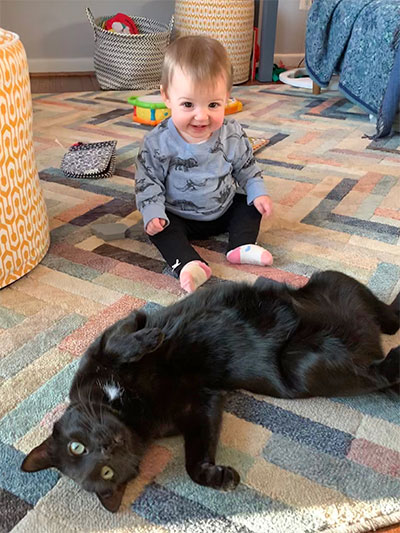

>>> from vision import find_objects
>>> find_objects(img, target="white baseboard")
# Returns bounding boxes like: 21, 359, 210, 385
27, 53, 305, 74
28, 57, 94, 73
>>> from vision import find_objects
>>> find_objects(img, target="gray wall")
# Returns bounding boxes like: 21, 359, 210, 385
1, 0, 307, 72
2, 0, 175, 72
275, 0, 308, 59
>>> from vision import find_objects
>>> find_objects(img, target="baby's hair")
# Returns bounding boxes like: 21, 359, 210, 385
161, 35, 233, 94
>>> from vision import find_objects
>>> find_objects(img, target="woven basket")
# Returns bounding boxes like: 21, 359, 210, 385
86, 8, 174, 90
174, 0, 254, 84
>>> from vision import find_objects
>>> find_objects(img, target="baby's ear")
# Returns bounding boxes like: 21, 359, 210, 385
21, 436, 55, 472
160, 85, 170, 107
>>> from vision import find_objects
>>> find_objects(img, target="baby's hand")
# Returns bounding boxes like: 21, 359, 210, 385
254, 195, 273, 217
146, 218, 167, 236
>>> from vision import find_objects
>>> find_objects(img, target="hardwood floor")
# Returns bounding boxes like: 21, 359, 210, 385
28, 72, 400, 533
30, 72, 100, 93
29, 71, 272, 93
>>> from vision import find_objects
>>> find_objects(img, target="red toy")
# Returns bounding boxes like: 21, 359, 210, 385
104, 13, 139, 35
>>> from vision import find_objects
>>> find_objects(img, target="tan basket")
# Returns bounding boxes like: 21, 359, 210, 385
174, 0, 254, 84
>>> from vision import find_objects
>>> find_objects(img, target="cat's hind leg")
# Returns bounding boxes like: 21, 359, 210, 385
301, 271, 399, 335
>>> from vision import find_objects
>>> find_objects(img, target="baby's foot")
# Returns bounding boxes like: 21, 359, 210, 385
226, 244, 273, 266
179, 261, 212, 293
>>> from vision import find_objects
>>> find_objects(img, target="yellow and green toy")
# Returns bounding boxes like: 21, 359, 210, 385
127, 94, 243, 127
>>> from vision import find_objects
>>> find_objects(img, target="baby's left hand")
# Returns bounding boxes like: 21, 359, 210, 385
254, 195, 273, 217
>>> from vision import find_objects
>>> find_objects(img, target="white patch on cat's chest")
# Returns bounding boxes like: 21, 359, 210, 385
103, 381, 123, 402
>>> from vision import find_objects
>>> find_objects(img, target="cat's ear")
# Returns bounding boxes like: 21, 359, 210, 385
118, 310, 147, 334
105, 327, 165, 364
96, 483, 127, 513
21, 436, 55, 472
131, 328, 165, 358
98, 311, 148, 350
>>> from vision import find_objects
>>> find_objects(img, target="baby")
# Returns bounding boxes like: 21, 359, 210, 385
135, 35, 273, 292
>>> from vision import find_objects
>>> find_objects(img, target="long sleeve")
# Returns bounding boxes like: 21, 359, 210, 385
230, 123, 268, 204
135, 135, 170, 229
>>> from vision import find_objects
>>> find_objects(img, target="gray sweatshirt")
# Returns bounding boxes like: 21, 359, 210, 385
135, 118, 268, 228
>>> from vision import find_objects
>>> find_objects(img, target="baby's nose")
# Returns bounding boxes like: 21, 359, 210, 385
195, 107, 208, 121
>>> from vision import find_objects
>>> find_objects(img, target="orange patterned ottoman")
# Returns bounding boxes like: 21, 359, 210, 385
0, 29, 49, 288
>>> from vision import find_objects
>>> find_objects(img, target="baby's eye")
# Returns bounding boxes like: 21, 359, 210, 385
101, 465, 115, 480
68, 441, 87, 456
209, 102, 220, 109
182, 102, 192, 108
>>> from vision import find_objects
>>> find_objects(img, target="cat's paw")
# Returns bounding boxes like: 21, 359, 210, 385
189, 462, 240, 490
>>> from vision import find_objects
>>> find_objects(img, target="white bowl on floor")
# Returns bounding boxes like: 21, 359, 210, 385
279, 68, 313, 89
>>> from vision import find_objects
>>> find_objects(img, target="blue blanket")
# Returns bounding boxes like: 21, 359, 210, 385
305, 0, 400, 138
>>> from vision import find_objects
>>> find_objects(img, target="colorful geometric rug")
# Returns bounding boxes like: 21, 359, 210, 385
1, 85, 400, 533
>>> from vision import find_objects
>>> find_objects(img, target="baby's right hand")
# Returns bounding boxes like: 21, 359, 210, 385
145, 218, 167, 236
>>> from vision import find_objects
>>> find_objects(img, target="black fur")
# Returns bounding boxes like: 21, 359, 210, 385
21, 271, 400, 512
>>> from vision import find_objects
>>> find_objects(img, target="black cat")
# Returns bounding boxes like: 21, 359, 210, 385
21, 271, 400, 512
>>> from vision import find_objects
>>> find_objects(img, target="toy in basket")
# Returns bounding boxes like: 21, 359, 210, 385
127, 95, 243, 127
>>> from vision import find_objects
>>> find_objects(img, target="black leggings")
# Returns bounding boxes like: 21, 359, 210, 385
149, 194, 262, 275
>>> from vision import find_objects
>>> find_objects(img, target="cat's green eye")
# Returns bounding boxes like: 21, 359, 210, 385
68, 441, 86, 456
101, 466, 114, 480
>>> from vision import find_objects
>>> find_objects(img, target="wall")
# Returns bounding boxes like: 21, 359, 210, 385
1, 0, 175, 72
1, 0, 307, 73
274, 0, 308, 67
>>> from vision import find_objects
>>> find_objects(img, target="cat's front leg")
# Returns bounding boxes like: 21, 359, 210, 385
86, 311, 164, 368
179, 390, 240, 491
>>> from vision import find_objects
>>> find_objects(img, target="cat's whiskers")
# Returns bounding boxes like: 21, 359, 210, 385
88, 381, 102, 425
73, 381, 99, 429
73, 378, 120, 439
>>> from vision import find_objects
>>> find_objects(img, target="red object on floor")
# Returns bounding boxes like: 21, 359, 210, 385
251, 27, 260, 81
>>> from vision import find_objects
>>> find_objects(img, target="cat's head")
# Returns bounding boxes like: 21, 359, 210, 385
21, 402, 145, 512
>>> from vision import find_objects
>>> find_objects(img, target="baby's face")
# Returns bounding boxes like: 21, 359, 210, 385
161, 67, 229, 143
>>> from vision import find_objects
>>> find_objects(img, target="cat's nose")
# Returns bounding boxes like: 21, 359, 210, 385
101, 447, 111, 457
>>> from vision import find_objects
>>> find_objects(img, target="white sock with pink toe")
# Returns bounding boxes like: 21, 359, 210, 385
179, 260, 212, 293
226, 244, 273, 266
